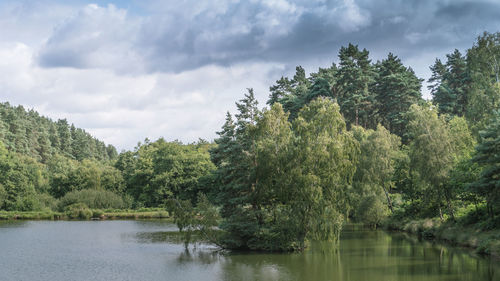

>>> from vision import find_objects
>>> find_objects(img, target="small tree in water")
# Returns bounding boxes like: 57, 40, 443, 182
167, 194, 221, 248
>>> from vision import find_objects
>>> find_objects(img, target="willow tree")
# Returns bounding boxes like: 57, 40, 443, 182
407, 104, 474, 220
290, 97, 359, 244
353, 124, 401, 214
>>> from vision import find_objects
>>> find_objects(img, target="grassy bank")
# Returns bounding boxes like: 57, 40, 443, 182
384, 217, 500, 257
0, 208, 170, 221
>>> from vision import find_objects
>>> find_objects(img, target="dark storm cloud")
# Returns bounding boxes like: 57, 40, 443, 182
37, 0, 500, 74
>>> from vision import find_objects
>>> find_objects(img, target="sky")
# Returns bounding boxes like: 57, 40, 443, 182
1, 0, 499, 151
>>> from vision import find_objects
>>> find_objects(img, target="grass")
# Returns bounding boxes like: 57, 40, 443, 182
0, 208, 171, 221
0, 210, 64, 220
101, 208, 170, 219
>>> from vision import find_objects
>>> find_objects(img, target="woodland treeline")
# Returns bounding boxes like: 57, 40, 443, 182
1, 32, 500, 251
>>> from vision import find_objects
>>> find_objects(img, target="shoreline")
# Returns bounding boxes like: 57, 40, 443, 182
0, 209, 171, 221
384, 218, 500, 258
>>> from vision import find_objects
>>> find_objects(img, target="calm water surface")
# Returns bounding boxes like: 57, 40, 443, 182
0, 220, 497, 281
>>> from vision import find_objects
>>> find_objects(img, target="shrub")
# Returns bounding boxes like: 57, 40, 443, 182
65, 203, 93, 219
36, 193, 59, 211
58, 189, 125, 210
92, 209, 104, 218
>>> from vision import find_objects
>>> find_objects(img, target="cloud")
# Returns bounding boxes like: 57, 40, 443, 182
37, 4, 144, 74
0, 39, 280, 149
2, 0, 500, 150
35, 1, 500, 77
37, 1, 374, 73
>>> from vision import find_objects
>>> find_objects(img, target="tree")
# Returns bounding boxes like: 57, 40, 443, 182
466, 32, 500, 133
375, 53, 422, 140
290, 98, 359, 243
211, 89, 262, 250
470, 110, 500, 218
304, 77, 332, 103
429, 49, 469, 117
335, 43, 375, 128
407, 104, 474, 220
268, 76, 293, 106
353, 124, 401, 213
56, 119, 72, 157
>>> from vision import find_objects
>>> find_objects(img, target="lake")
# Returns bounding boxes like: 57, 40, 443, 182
0, 220, 497, 281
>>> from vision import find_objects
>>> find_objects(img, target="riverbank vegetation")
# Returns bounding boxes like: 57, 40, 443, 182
1, 32, 500, 253
0, 208, 169, 220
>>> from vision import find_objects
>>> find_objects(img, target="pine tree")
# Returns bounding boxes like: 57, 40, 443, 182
57, 119, 72, 157
470, 110, 500, 217
267, 76, 293, 105
430, 50, 469, 116
335, 43, 376, 128
211, 89, 261, 249
375, 53, 422, 140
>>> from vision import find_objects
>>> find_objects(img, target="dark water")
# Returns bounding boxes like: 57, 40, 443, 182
0, 221, 497, 281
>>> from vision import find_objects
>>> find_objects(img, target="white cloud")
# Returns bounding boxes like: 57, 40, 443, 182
0, 38, 281, 149
37, 4, 144, 74
338, 0, 371, 32
1, 0, 499, 151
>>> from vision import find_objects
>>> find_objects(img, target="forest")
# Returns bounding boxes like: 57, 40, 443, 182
1, 32, 500, 252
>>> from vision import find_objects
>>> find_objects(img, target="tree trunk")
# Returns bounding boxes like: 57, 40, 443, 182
355, 108, 359, 126
382, 185, 394, 212
446, 196, 455, 221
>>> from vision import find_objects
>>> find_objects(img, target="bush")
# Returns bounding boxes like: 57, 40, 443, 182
36, 193, 59, 211
64, 203, 93, 219
58, 189, 125, 210
456, 203, 487, 226
11, 193, 56, 212
92, 209, 104, 218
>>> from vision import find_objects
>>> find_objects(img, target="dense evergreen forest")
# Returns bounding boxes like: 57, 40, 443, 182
1, 32, 500, 252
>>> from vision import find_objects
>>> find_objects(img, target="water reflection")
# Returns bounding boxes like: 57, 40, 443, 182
176, 248, 222, 265
168, 226, 499, 281
0, 220, 498, 281
129, 230, 209, 245
0, 220, 28, 228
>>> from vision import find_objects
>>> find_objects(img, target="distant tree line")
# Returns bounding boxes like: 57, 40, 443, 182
0, 102, 117, 162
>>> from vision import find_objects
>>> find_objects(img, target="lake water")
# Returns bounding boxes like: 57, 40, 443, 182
0, 220, 498, 281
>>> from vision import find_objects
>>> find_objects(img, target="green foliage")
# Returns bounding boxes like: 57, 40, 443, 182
470, 110, 500, 217
47, 156, 125, 198
267, 45, 421, 143
335, 43, 375, 128
116, 138, 215, 207
64, 203, 93, 219
375, 53, 423, 140
213, 97, 357, 251
352, 124, 401, 214
58, 189, 126, 210
0, 103, 117, 162
0, 103, 121, 212
429, 49, 469, 117
357, 195, 389, 228
466, 32, 500, 133
405, 104, 476, 220
167, 194, 221, 247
